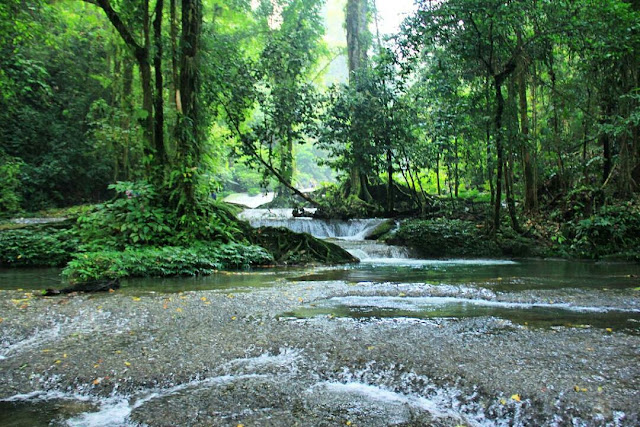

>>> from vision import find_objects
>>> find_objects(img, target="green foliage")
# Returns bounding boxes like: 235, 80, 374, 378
393, 218, 500, 258
0, 155, 23, 215
314, 184, 382, 218
62, 242, 274, 282
77, 181, 173, 249
1, 3, 118, 210
77, 181, 246, 249
0, 225, 79, 267
567, 203, 640, 260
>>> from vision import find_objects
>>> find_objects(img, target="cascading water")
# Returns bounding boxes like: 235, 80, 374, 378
238, 208, 411, 260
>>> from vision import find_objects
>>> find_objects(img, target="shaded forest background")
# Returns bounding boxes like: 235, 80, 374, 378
1, 0, 639, 250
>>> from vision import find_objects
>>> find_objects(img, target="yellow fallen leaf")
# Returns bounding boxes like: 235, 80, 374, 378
398, 292, 406, 297
176, 308, 182, 313
237, 424, 244, 427
573, 385, 588, 392
94, 364, 100, 368
346, 421, 352, 426
108, 288, 115, 293
298, 297, 304, 303
55, 360, 61, 364
97, 305, 103, 310
500, 398, 507, 405
63, 354, 67, 358
115, 350, 122, 354
163, 304, 169, 309
597, 386, 603, 393
606, 328, 613, 333
366, 346, 375, 350
511, 394, 521, 402
124, 361, 131, 367
231, 316, 237, 320
200, 297, 207, 302
93, 378, 101, 385
17, 254, 22, 259
132, 296, 141, 302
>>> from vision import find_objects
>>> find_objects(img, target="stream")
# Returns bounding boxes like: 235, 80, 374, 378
1, 209, 639, 426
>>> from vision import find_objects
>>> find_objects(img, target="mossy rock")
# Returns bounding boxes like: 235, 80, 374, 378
251, 226, 359, 265
364, 219, 396, 241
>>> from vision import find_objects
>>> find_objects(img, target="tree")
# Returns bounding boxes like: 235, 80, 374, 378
255, 0, 325, 204
344, 0, 374, 201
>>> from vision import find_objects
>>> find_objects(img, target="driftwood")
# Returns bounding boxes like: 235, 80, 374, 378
44, 279, 120, 296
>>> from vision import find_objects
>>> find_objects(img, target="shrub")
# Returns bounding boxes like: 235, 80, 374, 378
77, 181, 174, 250
393, 218, 500, 258
0, 226, 79, 267
568, 203, 640, 259
62, 242, 274, 282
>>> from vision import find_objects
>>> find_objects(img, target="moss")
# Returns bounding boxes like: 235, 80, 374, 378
364, 219, 395, 241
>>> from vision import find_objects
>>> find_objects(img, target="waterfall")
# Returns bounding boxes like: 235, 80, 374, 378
239, 209, 411, 261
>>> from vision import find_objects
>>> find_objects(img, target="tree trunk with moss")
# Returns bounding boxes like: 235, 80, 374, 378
345, 0, 372, 202
173, 0, 203, 214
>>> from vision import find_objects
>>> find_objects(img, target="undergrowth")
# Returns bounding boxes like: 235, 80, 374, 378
62, 242, 274, 283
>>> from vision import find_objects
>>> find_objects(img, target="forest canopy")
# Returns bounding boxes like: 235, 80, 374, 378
1, 0, 639, 241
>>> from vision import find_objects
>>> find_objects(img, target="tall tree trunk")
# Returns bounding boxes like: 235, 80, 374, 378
518, 54, 537, 212
454, 136, 459, 198
485, 76, 494, 208
89, 0, 155, 166
170, 0, 179, 108
153, 0, 165, 167
122, 55, 134, 179
141, 0, 154, 160
493, 79, 505, 233
435, 149, 441, 196
174, 0, 202, 213
505, 154, 522, 233
345, 0, 371, 202
600, 100, 613, 184
386, 148, 394, 215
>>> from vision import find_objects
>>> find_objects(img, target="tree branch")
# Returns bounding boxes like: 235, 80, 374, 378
219, 100, 320, 207
83, 0, 147, 63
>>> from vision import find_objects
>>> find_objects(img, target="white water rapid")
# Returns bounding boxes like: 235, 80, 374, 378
239, 208, 411, 261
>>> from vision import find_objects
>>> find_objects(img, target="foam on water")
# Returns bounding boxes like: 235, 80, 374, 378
0, 324, 62, 361
359, 258, 518, 266
326, 295, 640, 314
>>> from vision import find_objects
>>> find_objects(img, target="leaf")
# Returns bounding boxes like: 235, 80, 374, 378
124, 361, 131, 367
511, 394, 521, 402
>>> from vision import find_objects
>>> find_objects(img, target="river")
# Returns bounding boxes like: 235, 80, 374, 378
0, 210, 639, 426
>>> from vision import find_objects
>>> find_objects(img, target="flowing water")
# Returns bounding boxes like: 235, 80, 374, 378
1, 210, 639, 426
